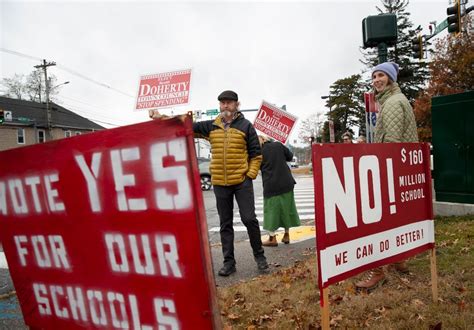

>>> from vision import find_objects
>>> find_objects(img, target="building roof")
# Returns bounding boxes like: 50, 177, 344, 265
0, 96, 104, 130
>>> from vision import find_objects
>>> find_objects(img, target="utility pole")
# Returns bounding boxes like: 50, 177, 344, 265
34, 59, 56, 140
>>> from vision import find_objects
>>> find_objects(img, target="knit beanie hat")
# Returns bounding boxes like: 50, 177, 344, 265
372, 62, 399, 82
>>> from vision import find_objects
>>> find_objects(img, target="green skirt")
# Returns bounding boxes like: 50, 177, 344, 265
263, 190, 301, 231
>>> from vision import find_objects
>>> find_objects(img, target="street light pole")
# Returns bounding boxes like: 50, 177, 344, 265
50, 81, 70, 92
321, 96, 331, 142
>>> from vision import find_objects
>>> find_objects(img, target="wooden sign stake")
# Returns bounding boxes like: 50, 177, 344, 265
321, 287, 330, 329
430, 247, 439, 302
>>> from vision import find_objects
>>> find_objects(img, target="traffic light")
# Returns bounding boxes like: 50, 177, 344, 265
411, 35, 423, 59
447, 0, 461, 34
0, 109, 4, 124
362, 14, 398, 48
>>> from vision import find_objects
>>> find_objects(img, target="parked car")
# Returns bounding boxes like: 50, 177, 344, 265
198, 158, 212, 191
290, 156, 299, 168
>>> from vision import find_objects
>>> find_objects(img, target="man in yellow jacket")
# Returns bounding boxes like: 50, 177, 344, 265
193, 90, 268, 276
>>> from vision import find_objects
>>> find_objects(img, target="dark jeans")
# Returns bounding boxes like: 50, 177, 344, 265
214, 177, 265, 267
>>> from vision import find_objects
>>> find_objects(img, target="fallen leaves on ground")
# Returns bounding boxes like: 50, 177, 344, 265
412, 298, 425, 308
217, 216, 474, 328
330, 314, 343, 325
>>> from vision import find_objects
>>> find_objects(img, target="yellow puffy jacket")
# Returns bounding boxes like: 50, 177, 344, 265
193, 112, 262, 186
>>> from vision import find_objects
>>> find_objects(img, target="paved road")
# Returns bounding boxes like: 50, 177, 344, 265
208, 174, 317, 286
206, 174, 315, 244
0, 173, 317, 325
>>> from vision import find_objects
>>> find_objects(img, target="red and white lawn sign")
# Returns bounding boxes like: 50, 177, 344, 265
253, 101, 297, 144
135, 69, 192, 110
364, 92, 379, 143
312, 143, 436, 329
0, 118, 219, 329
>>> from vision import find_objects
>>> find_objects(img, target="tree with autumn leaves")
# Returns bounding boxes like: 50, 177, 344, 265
414, 27, 474, 141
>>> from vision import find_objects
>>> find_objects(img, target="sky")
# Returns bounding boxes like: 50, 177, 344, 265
0, 0, 450, 142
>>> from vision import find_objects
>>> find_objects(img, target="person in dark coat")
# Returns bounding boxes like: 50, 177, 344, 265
258, 135, 300, 246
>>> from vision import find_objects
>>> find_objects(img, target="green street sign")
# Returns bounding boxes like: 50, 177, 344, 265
206, 109, 219, 116
434, 19, 448, 35
18, 117, 30, 123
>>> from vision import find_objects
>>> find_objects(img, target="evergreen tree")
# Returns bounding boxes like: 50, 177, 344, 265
360, 0, 429, 103
320, 120, 343, 143
324, 74, 365, 142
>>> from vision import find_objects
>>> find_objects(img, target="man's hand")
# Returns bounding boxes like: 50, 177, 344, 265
149, 109, 170, 120
149, 109, 187, 123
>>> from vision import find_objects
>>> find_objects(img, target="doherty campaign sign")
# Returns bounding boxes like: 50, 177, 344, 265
312, 143, 434, 296
135, 69, 192, 110
253, 101, 297, 144
0, 118, 219, 329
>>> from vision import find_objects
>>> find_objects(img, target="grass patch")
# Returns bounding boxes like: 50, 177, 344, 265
218, 215, 474, 328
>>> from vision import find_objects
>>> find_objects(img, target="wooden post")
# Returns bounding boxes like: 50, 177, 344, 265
430, 247, 438, 302
321, 287, 330, 329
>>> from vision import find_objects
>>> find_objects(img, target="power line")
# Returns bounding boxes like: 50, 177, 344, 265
56, 64, 134, 98
0, 48, 41, 61
54, 95, 130, 124
53, 101, 125, 127
89, 119, 121, 127
53, 106, 122, 128
0, 47, 134, 98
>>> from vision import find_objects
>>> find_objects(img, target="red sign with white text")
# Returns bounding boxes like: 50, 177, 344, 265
253, 101, 297, 144
364, 92, 379, 143
0, 118, 219, 329
312, 143, 434, 299
135, 69, 192, 110
364, 92, 379, 113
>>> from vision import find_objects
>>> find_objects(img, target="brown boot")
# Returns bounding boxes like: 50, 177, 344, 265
389, 261, 409, 274
281, 232, 290, 244
262, 235, 278, 247
355, 268, 386, 291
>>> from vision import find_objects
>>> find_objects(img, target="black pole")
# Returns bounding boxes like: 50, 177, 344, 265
377, 42, 388, 63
